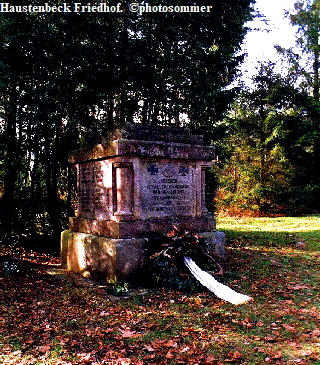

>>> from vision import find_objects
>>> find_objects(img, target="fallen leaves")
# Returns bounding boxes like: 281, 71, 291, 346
288, 284, 311, 291
264, 351, 283, 362
37, 344, 51, 353
225, 350, 243, 361
281, 324, 296, 331
165, 350, 175, 358
310, 329, 320, 337
143, 344, 156, 352
118, 328, 142, 338
2, 239, 320, 364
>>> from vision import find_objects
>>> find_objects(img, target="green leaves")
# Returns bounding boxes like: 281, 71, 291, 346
216, 58, 320, 215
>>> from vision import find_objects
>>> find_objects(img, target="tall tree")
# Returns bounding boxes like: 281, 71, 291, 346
0, 0, 255, 239
216, 62, 315, 215
275, 0, 320, 209
289, 0, 320, 99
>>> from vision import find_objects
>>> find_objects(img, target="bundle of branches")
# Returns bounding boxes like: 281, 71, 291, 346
147, 226, 252, 304
147, 226, 223, 293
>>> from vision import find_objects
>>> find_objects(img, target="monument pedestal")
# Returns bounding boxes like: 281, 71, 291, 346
61, 230, 226, 283
61, 230, 148, 283
61, 124, 220, 282
68, 216, 215, 239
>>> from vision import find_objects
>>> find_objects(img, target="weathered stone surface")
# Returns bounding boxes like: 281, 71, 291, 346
201, 231, 226, 260
62, 124, 218, 282
61, 230, 225, 283
69, 139, 215, 163
69, 123, 214, 163
140, 160, 196, 219
69, 125, 215, 237
69, 217, 216, 239
73, 157, 213, 226
109, 123, 204, 144
61, 230, 148, 283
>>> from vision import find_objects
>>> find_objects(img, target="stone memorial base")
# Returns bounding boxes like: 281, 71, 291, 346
61, 230, 148, 283
61, 230, 226, 283
69, 216, 215, 239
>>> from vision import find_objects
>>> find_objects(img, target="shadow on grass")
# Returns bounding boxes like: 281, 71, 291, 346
1, 226, 320, 364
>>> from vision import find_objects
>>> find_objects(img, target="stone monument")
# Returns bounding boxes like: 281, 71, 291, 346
61, 124, 223, 283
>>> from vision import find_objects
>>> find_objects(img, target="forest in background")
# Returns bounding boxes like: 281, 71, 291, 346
209, 0, 320, 216
0, 0, 319, 244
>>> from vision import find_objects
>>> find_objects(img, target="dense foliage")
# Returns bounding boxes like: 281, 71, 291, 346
215, 0, 320, 215
1, 0, 319, 237
0, 1, 255, 241
216, 62, 319, 215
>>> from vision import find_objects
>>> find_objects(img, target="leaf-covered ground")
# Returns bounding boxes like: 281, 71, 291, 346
1, 216, 320, 364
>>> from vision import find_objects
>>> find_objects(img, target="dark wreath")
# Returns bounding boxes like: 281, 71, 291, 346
146, 226, 223, 292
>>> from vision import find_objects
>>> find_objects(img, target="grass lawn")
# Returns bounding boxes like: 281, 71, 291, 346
1, 215, 320, 364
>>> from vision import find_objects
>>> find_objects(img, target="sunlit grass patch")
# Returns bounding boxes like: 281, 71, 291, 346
217, 215, 320, 254
217, 215, 320, 236
211, 215, 320, 362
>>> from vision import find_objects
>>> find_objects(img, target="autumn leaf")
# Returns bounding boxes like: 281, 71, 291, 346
264, 336, 277, 343
118, 329, 141, 338
206, 354, 216, 362
37, 345, 51, 353
231, 351, 243, 359
271, 351, 283, 359
99, 311, 110, 316
181, 346, 190, 353
164, 339, 178, 348
143, 344, 156, 352
281, 324, 295, 331
289, 284, 310, 290
166, 350, 175, 358
225, 350, 243, 361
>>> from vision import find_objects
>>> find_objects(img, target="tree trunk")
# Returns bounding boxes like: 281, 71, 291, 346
2, 86, 18, 236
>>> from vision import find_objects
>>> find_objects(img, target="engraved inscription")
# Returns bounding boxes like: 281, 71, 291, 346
78, 162, 109, 218
142, 162, 195, 218
93, 167, 108, 215
79, 164, 94, 214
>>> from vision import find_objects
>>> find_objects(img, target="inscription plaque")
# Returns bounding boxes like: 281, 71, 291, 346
141, 161, 196, 218
78, 161, 110, 219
